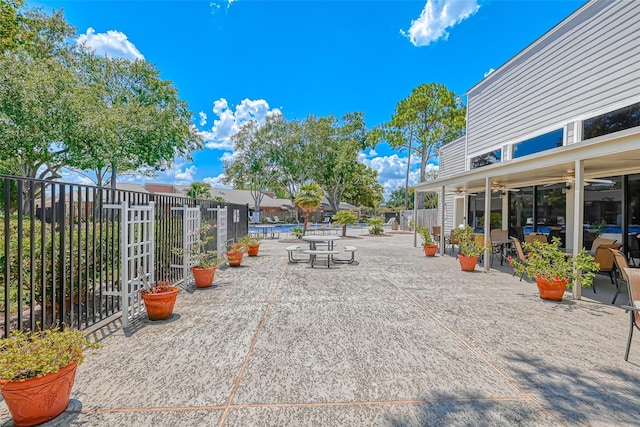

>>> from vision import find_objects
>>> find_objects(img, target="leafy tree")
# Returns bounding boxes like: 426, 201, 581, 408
276, 118, 308, 223
304, 112, 372, 212
224, 115, 285, 213
64, 52, 202, 187
387, 187, 415, 210
343, 163, 384, 208
0, 0, 77, 181
294, 182, 323, 234
331, 210, 358, 237
380, 83, 465, 208
187, 182, 211, 199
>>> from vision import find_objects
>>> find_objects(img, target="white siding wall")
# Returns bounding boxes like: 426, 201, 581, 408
467, 0, 640, 155
438, 137, 466, 178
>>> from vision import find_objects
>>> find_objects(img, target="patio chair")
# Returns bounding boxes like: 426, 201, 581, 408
627, 233, 640, 266
592, 243, 623, 293
474, 233, 495, 267
432, 226, 442, 245
588, 237, 616, 256
490, 229, 509, 266
273, 216, 284, 223
510, 237, 527, 281
264, 217, 276, 224
621, 268, 640, 361
448, 228, 459, 256
525, 233, 548, 244
610, 248, 631, 305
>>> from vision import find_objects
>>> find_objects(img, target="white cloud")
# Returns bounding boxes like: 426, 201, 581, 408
199, 112, 208, 126
360, 153, 438, 199
401, 0, 480, 47
203, 173, 231, 188
210, 0, 237, 14
77, 28, 144, 60
161, 161, 197, 184
484, 68, 495, 78
199, 98, 280, 150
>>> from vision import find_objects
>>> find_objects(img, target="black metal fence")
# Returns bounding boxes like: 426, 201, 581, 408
1, 175, 248, 337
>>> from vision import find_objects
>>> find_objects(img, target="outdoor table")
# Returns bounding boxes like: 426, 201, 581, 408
301, 235, 341, 250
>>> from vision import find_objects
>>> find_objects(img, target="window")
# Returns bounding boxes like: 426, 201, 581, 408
470, 149, 501, 169
583, 102, 640, 140
513, 129, 563, 159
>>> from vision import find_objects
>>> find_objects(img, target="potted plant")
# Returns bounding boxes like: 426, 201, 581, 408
0, 326, 99, 427
510, 237, 600, 301
240, 234, 263, 257
173, 224, 222, 288
457, 225, 491, 272
140, 276, 180, 320
291, 227, 303, 239
417, 226, 438, 257
226, 241, 245, 267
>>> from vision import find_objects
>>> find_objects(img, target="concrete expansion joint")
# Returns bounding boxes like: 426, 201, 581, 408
216, 258, 289, 427
361, 257, 566, 426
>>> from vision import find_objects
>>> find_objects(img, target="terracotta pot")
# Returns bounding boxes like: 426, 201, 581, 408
140, 285, 179, 320
247, 244, 260, 257
458, 254, 478, 271
191, 266, 216, 288
1, 360, 78, 427
423, 244, 438, 257
227, 251, 244, 267
535, 276, 568, 301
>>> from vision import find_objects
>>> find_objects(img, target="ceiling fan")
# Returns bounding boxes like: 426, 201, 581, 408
542, 169, 613, 187
446, 187, 476, 196
491, 182, 520, 193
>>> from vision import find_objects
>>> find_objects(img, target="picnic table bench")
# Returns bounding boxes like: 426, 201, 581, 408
303, 249, 338, 268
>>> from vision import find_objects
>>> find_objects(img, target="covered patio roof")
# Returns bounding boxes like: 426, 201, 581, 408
414, 128, 640, 195
412, 127, 640, 299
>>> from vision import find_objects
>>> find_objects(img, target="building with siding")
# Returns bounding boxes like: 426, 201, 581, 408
414, 0, 640, 298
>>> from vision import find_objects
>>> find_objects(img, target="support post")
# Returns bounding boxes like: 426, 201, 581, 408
484, 178, 491, 271
440, 186, 446, 255
572, 160, 585, 299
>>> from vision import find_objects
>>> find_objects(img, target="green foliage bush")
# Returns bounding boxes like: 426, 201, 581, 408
367, 217, 384, 235
0, 326, 99, 381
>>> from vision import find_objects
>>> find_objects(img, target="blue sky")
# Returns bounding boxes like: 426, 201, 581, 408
35, 0, 586, 199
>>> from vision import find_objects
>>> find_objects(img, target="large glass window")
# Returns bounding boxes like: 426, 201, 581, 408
468, 191, 503, 233
509, 187, 533, 240
513, 129, 563, 158
583, 102, 640, 140
470, 149, 501, 169
583, 177, 622, 249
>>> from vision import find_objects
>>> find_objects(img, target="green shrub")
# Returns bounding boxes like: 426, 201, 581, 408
368, 217, 384, 235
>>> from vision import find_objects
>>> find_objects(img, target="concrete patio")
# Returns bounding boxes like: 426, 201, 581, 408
2, 233, 640, 426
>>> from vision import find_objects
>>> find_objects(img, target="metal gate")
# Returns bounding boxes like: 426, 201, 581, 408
210, 207, 228, 265
171, 206, 201, 287
104, 202, 155, 328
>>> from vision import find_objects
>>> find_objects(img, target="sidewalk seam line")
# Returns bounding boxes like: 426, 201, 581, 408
363, 257, 567, 427
216, 259, 289, 427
